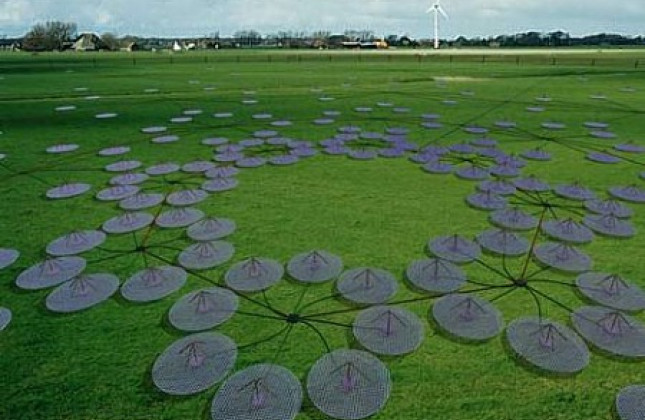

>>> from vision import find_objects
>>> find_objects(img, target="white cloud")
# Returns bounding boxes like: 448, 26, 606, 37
0, 0, 33, 23
0, 0, 643, 38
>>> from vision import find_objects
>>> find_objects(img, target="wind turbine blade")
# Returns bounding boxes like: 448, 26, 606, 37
426, 6, 435, 13
438, 6, 449, 19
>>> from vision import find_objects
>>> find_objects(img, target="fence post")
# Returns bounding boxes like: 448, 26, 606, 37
132, 56, 136, 66
635, 59, 639, 69
328, 54, 332, 62
170, 56, 173, 64
516, 56, 520, 65
482, 55, 486, 63
591, 58, 596, 66
450, 55, 453, 63
268, 55, 271, 63
93, 57, 97, 68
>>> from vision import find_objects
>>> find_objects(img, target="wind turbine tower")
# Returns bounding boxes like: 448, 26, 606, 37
427, 1, 448, 49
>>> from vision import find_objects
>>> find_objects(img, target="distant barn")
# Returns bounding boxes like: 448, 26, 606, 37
71, 33, 108, 51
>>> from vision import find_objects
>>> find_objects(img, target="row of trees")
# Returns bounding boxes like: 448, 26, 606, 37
13, 21, 645, 52
22, 21, 77, 51
455, 31, 645, 48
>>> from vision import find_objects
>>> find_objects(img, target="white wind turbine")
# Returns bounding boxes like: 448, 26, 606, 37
427, 1, 448, 49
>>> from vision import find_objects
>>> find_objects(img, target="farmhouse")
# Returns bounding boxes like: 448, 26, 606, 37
71, 33, 107, 51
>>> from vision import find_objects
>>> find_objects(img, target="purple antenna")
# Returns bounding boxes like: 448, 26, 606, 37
46, 183, 92, 200
467, 191, 508, 211
478, 179, 517, 196
576, 272, 645, 312
121, 266, 187, 302
236, 157, 267, 168
146, 162, 181, 176
553, 183, 596, 201
428, 235, 481, 264
353, 306, 424, 355
609, 185, 645, 203
572, 306, 645, 358
105, 160, 142, 172
16, 256, 86, 290
533, 242, 592, 273
513, 176, 550, 192
211, 364, 302, 420
225, 257, 284, 292
287, 250, 343, 283
110, 172, 149, 186
169, 287, 239, 332
307, 349, 391, 420
166, 189, 209, 207
202, 137, 229, 146
269, 155, 300, 165
586, 152, 621, 164
584, 121, 609, 129
541, 121, 566, 130
432, 294, 504, 341
337, 267, 398, 305
455, 165, 490, 181
583, 214, 635, 238
96, 185, 139, 201
178, 241, 234, 270
98, 146, 130, 157
141, 126, 167, 134
46, 273, 119, 313
45, 230, 106, 256
46, 143, 79, 154
212, 112, 233, 119
423, 161, 454, 174
169, 116, 192, 124
103, 212, 155, 235
152, 135, 180, 144
155, 208, 205, 228
541, 219, 595, 244
205, 167, 239, 179
120, 193, 165, 211
506, 317, 589, 373
584, 199, 633, 218
495, 120, 517, 129
187, 217, 236, 241
521, 148, 552, 161
406, 258, 467, 293
152, 332, 237, 395
202, 178, 239, 193
614, 143, 645, 154
476, 228, 530, 256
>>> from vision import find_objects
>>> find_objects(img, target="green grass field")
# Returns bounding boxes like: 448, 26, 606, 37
1, 50, 645, 420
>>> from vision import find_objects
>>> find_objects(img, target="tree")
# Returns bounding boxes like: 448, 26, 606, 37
22, 21, 77, 51
22, 23, 47, 51
101, 32, 119, 51
233, 30, 262, 47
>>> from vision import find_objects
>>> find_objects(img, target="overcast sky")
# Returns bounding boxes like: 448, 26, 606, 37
1, 0, 643, 38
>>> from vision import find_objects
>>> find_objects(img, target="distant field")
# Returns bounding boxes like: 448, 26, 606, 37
0, 50, 644, 420
1, 47, 645, 70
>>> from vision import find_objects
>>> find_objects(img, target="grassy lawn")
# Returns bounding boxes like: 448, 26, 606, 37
0, 50, 644, 420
